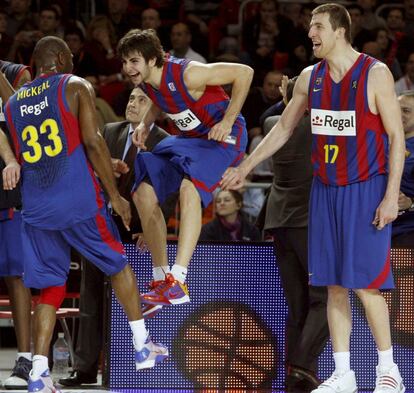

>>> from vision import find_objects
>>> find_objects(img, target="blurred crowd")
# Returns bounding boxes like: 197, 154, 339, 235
1, 0, 414, 230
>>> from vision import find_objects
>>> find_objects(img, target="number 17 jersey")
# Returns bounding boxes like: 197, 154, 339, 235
5, 73, 105, 229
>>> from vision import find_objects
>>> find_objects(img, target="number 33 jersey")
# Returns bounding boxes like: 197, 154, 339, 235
5, 73, 105, 229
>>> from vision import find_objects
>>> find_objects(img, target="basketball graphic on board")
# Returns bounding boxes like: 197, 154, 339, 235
173, 301, 277, 390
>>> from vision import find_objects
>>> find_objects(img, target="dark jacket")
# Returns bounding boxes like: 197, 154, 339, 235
199, 215, 262, 242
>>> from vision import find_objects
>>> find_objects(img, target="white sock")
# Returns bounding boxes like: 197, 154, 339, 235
153, 266, 170, 281
378, 347, 395, 371
333, 351, 351, 373
32, 355, 48, 378
171, 264, 187, 284
129, 319, 148, 351
17, 352, 32, 361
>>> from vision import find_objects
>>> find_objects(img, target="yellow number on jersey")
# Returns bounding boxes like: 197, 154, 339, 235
324, 144, 339, 164
22, 119, 63, 163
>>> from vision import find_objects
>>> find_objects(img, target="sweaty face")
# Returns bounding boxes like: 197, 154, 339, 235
399, 95, 414, 134
125, 87, 150, 124
122, 51, 151, 85
308, 12, 337, 59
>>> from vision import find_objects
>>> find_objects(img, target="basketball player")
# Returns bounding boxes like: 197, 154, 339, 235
117, 29, 253, 311
0, 61, 33, 389
222, 4, 405, 393
4, 36, 167, 393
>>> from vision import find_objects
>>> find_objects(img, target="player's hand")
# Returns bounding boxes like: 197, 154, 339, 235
2, 160, 20, 190
373, 196, 399, 230
132, 122, 150, 150
208, 120, 232, 142
220, 165, 248, 190
111, 158, 129, 178
398, 191, 412, 211
279, 75, 289, 99
111, 195, 131, 231
132, 233, 148, 253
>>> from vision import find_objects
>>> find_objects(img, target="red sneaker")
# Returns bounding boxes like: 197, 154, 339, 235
141, 273, 190, 305
142, 303, 163, 319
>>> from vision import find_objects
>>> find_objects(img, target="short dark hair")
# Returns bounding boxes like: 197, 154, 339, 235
117, 28, 165, 67
312, 3, 352, 43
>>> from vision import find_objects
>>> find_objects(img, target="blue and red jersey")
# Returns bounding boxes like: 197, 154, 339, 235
308, 53, 388, 186
5, 73, 105, 229
140, 56, 247, 152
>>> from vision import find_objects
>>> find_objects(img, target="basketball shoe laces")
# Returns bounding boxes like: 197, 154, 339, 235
320, 372, 343, 388
151, 274, 176, 294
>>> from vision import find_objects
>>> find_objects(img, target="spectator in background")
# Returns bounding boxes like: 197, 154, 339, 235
183, 0, 222, 58
357, 0, 386, 31
374, 27, 403, 80
84, 15, 125, 106
242, 0, 297, 83
199, 189, 262, 242
395, 52, 414, 95
84, 75, 122, 130
404, 0, 414, 36
64, 26, 96, 77
392, 91, 414, 247
349, 4, 374, 51
5, 0, 36, 37
384, 6, 414, 68
0, 9, 13, 59
147, 0, 182, 28
7, 6, 61, 66
242, 70, 283, 134
169, 22, 206, 63
106, 0, 135, 41
141, 8, 170, 49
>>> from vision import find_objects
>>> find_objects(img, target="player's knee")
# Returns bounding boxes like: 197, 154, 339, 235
39, 284, 66, 309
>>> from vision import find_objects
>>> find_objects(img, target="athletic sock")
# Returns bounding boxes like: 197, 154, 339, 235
31, 355, 48, 378
333, 351, 351, 374
171, 264, 187, 284
17, 352, 32, 361
378, 347, 395, 371
129, 319, 148, 351
153, 266, 170, 281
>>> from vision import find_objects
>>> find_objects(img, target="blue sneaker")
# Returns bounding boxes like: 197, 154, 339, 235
135, 336, 168, 370
28, 370, 60, 393
142, 303, 163, 319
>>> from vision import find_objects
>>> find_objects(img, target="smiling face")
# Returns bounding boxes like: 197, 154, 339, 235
125, 87, 150, 125
308, 12, 338, 58
122, 50, 154, 85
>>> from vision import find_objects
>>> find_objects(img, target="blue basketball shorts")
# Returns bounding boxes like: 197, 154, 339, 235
308, 175, 394, 290
132, 136, 244, 207
21, 207, 127, 289
0, 210, 24, 277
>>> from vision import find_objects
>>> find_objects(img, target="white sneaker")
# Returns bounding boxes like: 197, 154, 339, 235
374, 365, 405, 393
311, 370, 357, 393
135, 336, 168, 370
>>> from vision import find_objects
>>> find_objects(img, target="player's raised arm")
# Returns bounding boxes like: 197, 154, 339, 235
221, 67, 311, 190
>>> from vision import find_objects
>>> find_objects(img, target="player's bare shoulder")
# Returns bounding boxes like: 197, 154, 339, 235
295, 65, 313, 97
66, 75, 94, 96
182, 61, 207, 90
368, 61, 394, 90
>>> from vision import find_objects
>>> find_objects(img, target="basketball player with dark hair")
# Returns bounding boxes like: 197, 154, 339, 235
222, 3, 405, 393
117, 29, 253, 313
4, 36, 167, 393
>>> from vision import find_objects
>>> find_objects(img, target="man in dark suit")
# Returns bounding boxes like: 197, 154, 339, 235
260, 77, 329, 392
60, 87, 170, 387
